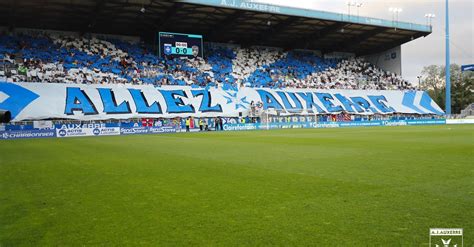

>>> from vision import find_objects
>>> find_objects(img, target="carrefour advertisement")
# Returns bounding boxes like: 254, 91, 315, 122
0, 82, 444, 122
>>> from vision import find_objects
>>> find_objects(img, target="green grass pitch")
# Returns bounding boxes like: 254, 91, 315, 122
1, 125, 473, 246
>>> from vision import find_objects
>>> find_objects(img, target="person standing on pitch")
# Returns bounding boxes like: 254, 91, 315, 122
204, 119, 209, 131
214, 117, 220, 131
199, 118, 204, 131
219, 117, 224, 131
185, 117, 191, 132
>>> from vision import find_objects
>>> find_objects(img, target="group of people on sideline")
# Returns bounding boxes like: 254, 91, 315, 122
185, 117, 224, 132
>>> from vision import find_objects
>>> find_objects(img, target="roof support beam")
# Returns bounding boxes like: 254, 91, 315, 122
86, 0, 107, 31
255, 16, 299, 45
207, 11, 243, 40
358, 34, 417, 56
154, 2, 184, 31
7, 0, 17, 30
288, 22, 346, 49
325, 27, 386, 53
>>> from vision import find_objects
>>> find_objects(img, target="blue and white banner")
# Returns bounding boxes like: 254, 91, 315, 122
0, 82, 444, 122
461, 64, 474, 72
55, 123, 120, 138
0, 119, 446, 140
120, 126, 178, 135
0, 129, 56, 139
223, 119, 446, 131
56, 127, 121, 138
120, 127, 150, 135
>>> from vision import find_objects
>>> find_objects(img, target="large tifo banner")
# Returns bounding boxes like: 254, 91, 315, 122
0, 82, 444, 121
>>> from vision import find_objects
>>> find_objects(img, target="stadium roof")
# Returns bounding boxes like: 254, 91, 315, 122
0, 0, 432, 56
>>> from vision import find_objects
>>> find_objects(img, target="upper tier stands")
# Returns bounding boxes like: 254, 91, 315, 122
0, 32, 415, 90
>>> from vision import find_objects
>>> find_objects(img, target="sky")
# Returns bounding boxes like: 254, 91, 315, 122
255, 0, 473, 84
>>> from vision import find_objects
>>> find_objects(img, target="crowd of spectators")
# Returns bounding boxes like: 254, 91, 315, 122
306, 58, 414, 90
0, 32, 415, 90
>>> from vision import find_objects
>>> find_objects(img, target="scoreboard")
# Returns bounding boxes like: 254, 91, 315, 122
158, 32, 204, 58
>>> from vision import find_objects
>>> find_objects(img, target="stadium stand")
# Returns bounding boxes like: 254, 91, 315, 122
0, 0, 452, 136
0, 32, 415, 90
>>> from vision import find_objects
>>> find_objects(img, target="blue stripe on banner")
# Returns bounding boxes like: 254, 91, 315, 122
401, 91, 426, 114
0, 83, 39, 119
419, 92, 445, 115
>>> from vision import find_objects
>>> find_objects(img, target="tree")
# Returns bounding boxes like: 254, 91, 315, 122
420, 64, 473, 114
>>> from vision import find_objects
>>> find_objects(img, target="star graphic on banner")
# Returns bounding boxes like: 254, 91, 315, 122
223, 88, 250, 110
0, 91, 9, 104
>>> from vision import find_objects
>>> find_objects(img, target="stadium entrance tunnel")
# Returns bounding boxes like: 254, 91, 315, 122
0, 110, 12, 123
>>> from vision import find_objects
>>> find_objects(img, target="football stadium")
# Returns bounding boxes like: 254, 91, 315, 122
0, 0, 472, 245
